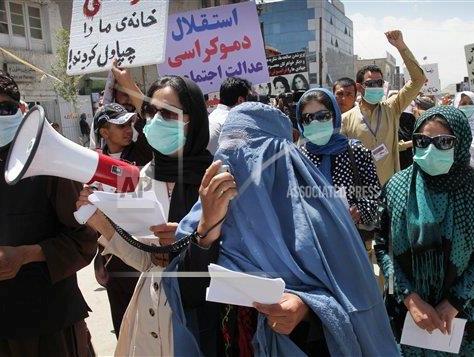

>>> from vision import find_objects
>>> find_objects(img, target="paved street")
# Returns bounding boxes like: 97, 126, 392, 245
77, 262, 116, 357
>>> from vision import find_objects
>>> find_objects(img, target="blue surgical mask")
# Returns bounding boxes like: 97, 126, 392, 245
363, 87, 385, 105
302, 120, 334, 146
143, 113, 187, 155
0, 109, 23, 147
459, 105, 474, 119
413, 144, 454, 176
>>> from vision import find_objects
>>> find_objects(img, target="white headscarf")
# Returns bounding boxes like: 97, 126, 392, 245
453, 91, 474, 108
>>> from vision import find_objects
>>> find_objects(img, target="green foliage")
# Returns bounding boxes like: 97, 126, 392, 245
50, 28, 82, 107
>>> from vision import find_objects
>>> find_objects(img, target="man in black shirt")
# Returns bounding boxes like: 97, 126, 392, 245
0, 71, 97, 356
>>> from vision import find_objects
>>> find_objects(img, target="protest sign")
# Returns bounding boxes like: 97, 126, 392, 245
405, 63, 441, 95
158, 1, 269, 94
267, 51, 308, 77
421, 63, 441, 95
67, 0, 169, 75
465, 43, 474, 88
255, 51, 309, 97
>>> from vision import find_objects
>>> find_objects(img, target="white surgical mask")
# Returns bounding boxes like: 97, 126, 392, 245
0, 109, 23, 147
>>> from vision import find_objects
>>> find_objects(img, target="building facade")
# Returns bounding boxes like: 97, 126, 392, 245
259, 0, 354, 88
0, 0, 63, 119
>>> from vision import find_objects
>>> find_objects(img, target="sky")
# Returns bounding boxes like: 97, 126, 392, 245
343, 0, 474, 88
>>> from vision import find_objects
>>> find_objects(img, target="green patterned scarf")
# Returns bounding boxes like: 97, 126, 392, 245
385, 106, 474, 299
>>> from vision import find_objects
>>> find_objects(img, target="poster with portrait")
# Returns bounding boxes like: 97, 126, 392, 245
254, 51, 309, 97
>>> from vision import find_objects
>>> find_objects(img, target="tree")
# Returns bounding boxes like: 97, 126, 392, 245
50, 28, 82, 108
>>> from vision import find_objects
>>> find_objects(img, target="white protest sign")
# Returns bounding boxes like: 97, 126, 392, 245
465, 43, 474, 88
404, 63, 440, 95
67, 0, 169, 75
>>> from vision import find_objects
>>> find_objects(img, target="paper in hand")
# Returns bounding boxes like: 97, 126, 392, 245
89, 190, 166, 237
206, 264, 285, 307
400, 313, 467, 354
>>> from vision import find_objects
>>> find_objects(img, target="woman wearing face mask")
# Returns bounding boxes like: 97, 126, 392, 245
453, 91, 474, 167
297, 88, 381, 242
375, 106, 474, 356
76, 75, 236, 356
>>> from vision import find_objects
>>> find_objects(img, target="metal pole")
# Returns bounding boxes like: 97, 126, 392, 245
141, 66, 146, 93
319, 16, 323, 87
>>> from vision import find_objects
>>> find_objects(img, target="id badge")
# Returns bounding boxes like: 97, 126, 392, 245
372, 143, 389, 162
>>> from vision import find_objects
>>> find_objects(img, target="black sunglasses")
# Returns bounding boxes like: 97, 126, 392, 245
363, 79, 384, 88
412, 133, 457, 151
301, 110, 333, 125
0, 101, 19, 116
144, 103, 188, 120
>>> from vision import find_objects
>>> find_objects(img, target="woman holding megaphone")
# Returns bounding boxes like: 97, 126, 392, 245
77, 69, 236, 356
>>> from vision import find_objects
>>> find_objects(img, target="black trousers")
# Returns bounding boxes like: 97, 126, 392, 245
0, 320, 95, 357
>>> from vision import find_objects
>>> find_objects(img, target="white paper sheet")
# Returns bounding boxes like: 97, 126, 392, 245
205, 264, 285, 307
400, 313, 467, 354
89, 190, 166, 237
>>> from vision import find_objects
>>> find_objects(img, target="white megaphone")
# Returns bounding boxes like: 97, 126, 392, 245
4, 105, 140, 224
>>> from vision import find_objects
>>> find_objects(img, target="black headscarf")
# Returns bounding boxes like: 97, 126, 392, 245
150, 77, 213, 222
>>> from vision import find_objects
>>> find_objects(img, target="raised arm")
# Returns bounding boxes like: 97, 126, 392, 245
385, 30, 426, 115
111, 61, 145, 116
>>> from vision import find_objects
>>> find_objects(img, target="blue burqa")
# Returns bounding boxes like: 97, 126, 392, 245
163, 102, 398, 356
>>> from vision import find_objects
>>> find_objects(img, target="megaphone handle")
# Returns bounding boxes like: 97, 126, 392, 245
74, 204, 97, 225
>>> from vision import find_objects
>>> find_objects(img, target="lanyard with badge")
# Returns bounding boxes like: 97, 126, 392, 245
360, 107, 389, 162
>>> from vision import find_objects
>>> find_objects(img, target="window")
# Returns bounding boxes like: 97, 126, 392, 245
0, 1, 7, 34
28, 6, 41, 39
0, 2, 44, 50
9, 2, 25, 37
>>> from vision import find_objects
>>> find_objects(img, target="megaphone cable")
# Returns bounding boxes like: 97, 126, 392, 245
105, 215, 226, 254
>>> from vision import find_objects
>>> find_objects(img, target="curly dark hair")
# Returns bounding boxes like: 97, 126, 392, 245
0, 70, 20, 102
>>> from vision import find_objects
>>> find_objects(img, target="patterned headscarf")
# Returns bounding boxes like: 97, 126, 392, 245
384, 106, 474, 299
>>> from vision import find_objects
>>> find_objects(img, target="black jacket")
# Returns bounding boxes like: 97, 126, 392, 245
0, 145, 97, 339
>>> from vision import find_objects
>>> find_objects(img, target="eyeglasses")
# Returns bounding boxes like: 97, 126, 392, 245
301, 110, 333, 125
144, 103, 188, 121
363, 79, 384, 88
0, 101, 19, 116
412, 133, 457, 151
